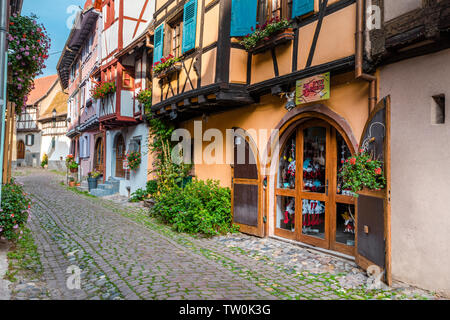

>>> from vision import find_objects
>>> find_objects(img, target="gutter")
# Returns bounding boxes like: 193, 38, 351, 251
356, 0, 377, 114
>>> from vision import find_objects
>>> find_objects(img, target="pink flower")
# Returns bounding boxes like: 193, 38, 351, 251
13, 224, 19, 229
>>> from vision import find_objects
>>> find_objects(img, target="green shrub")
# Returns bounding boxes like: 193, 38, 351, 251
146, 179, 158, 195
151, 179, 238, 237
0, 180, 32, 241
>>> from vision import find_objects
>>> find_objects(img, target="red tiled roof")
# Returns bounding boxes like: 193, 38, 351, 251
26, 74, 58, 105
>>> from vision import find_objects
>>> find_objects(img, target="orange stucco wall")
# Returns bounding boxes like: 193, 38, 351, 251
178, 74, 369, 188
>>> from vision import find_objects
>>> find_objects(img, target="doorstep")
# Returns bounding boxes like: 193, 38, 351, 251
270, 235, 355, 262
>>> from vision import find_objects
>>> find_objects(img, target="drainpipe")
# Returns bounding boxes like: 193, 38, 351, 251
0, 0, 9, 202
356, 0, 377, 114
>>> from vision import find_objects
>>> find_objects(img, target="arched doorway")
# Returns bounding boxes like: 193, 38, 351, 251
17, 140, 25, 160
275, 118, 356, 256
94, 137, 104, 173
232, 131, 264, 237
114, 134, 125, 178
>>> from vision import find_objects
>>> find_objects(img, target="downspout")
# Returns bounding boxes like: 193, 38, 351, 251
0, 0, 9, 202
356, 0, 377, 114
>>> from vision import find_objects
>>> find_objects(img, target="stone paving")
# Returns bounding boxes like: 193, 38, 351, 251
8, 169, 443, 300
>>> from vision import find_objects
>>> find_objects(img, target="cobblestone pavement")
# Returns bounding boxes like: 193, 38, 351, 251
11, 169, 442, 300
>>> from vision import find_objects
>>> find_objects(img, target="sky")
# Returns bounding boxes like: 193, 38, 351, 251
21, 0, 86, 78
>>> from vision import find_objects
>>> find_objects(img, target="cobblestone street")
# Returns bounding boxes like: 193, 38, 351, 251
9, 170, 440, 300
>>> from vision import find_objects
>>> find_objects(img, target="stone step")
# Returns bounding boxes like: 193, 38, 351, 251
77, 186, 89, 193
90, 188, 112, 197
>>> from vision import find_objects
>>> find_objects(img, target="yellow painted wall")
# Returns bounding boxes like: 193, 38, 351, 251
178, 75, 369, 188
229, 48, 247, 84
202, 3, 219, 48
201, 48, 217, 86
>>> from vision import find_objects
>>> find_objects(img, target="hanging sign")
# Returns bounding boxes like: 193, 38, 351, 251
295, 72, 330, 105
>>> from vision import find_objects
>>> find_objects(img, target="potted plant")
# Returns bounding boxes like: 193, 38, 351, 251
68, 177, 76, 187
239, 17, 293, 54
87, 169, 101, 191
338, 149, 386, 197
152, 54, 181, 79
126, 151, 141, 172
136, 89, 152, 114
68, 161, 79, 173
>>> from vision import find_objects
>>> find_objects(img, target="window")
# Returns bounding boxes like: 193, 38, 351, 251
25, 134, 34, 146
122, 67, 135, 89
269, 0, 293, 20
105, 0, 115, 27
165, 13, 183, 58
171, 20, 182, 58
432, 94, 445, 125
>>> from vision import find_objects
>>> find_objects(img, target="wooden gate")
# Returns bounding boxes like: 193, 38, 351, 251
231, 134, 264, 237
356, 96, 391, 285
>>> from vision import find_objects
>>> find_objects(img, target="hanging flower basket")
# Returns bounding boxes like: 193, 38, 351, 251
239, 17, 293, 55
338, 150, 386, 197
126, 151, 141, 171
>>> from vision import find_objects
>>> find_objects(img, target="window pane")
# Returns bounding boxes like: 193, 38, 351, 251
302, 199, 325, 239
276, 196, 295, 232
336, 203, 355, 246
278, 132, 296, 189
303, 127, 326, 193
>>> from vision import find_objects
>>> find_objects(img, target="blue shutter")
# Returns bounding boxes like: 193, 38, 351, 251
153, 24, 164, 64
230, 0, 257, 37
182, 0, 197, 53
292, 0, 314, 18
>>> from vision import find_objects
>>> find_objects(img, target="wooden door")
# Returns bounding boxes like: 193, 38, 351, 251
94, 138, 104, 173
355, 96, 391, 285
297, 121, 331, 248
115, 134, 125, 178
232, 134, 264, 237
17, 140, 25, 159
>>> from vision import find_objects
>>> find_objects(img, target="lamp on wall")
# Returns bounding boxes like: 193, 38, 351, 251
52, 108, 57, 119
281, 91, 296, 112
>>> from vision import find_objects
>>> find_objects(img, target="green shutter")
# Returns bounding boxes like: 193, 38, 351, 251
182, 0, 197, 53
153, 23, 164, 64
230, 0, 257, 37
292, 0, 314, 18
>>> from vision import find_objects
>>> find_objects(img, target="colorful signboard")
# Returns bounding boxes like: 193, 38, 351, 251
295, 72, 330, 105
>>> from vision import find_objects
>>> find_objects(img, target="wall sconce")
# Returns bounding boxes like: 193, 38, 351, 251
169, 104, 178, 120
281, 91, 296, 111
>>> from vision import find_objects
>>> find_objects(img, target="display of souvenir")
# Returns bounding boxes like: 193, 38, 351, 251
283, 199, 295, 231
341, 211, 355, 234
302, 199, 325, 234
279, 136, 296, 189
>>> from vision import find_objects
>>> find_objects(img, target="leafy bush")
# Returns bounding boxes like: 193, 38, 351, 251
0, 181, 32, 241
151, 179, 238, 236
40, 153, 48, 168
126, 151, 141, 171
129, 179, 159, 202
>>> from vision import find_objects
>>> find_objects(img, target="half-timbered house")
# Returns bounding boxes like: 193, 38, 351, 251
93, 0, 154, 196
36, 79, 71, 170
150, 0, 392, 281
15, 74, 58, 167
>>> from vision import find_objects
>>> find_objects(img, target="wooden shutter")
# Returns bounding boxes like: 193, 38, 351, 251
230, 0, 258, 37
292, 0, 314, 18
182, 0, 197, 53
153, 24, 164, 64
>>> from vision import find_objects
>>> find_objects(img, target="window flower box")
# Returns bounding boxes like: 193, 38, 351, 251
248, 28, 295, 55
153, 55, 182, 80
239, 18, 293, 55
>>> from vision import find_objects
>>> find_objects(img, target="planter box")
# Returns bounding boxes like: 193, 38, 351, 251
87, 177, 98, 191
69, 181, 76, 187
70, 168, 78, 173
248, 28, 295, 55
155, 62, 182, 80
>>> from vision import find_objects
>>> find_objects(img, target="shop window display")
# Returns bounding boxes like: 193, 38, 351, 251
276, 196, 295, 231
278, 133, 296, 189
303, 127, 326, 193
336, 203, 355, 246
302, 199, 325, 239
